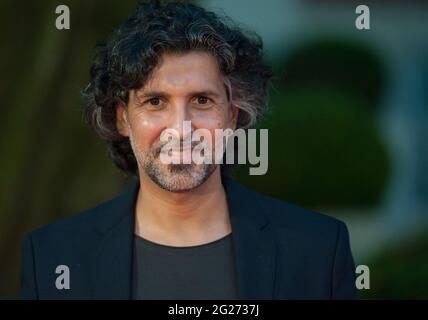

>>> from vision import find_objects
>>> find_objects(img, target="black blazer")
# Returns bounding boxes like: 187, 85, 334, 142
20, 177, 358, 299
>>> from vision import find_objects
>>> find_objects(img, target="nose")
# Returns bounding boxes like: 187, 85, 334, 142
168, 102, 194, 141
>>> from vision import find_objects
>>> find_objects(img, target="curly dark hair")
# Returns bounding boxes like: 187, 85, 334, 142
82, 0, 273, 176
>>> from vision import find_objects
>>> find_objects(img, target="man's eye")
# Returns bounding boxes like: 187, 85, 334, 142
148, 97, 161, 106
193, 96, 211, 106
197, 96, 208, 104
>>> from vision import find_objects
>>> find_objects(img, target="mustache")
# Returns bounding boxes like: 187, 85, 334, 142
153, 139, 204, 157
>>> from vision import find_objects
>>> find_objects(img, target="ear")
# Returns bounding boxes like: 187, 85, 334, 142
116, 103, 129, 137
229, 104, 239, 130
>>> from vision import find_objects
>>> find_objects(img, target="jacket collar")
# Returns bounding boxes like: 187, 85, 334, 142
90, 176, 277, 299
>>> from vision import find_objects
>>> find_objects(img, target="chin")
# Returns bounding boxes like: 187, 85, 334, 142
146, 162, 217, 193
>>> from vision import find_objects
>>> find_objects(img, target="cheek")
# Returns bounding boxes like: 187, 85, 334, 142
191, 109, 229, 131
129, 113, 166, 149
191, 111, 230, 149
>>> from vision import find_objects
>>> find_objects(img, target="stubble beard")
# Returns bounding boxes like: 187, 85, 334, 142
128, 131, 217, 192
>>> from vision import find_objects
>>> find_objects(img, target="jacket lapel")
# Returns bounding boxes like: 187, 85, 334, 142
89, 179, 138, 299
224, 178, 277, 300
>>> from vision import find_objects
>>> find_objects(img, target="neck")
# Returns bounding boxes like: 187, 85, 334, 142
134, 167, 232, 246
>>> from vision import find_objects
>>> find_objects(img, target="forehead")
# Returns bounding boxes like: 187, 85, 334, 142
143, 51, 225, 92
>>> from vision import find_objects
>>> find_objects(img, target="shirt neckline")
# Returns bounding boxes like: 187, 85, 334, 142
134, 232, 232, 250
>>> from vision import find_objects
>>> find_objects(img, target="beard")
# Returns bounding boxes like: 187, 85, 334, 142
128, 132, 217, 192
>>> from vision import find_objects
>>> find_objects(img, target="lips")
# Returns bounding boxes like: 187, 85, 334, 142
160, 146, 193, 157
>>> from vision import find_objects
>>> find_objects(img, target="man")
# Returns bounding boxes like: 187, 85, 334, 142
20, 1, 357, 299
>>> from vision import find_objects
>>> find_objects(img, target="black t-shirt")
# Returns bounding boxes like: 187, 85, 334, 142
132, 232, 239, 300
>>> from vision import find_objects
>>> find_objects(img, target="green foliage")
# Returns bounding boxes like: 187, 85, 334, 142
235, 86, 391, 209
277, 38, 387, 108
359, 229, 428, 299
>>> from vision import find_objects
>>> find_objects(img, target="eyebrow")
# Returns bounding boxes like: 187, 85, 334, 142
137, 90, 223, 100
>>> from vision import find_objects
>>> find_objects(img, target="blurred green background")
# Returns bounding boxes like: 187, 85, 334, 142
1, 0, 427, 299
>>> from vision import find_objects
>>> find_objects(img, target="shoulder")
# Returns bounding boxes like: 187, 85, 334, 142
240, 185, 357, 299
24, 197, 113, 252
26, 180, 138, 247
259, 191, 346, 234
228, 179, 350, 245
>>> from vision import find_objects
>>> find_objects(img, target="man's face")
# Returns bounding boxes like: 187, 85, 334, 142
116, 51, 238, 192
